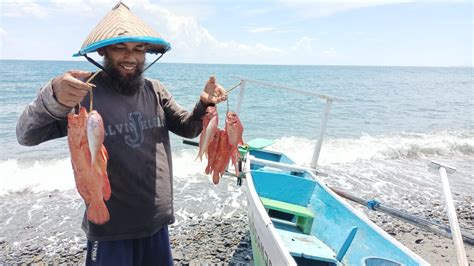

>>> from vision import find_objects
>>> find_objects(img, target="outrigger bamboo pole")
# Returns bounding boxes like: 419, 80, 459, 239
430, 161, 468, 266
310, 98, 333, 169
330, 187, 474, 245
229, 75, 341, 170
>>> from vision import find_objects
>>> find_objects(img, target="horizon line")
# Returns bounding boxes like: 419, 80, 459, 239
0, 58, 472, 68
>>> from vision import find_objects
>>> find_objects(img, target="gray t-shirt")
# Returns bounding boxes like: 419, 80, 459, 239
16, 73, 207, 241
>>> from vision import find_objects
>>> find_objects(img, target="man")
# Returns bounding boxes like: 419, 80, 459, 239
16, 2, 226, 265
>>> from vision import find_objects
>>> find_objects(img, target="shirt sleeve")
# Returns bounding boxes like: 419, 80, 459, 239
16, 79, 71, 146
151, 79, 206, 138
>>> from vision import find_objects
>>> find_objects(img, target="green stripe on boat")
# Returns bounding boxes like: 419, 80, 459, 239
247, 138, 274, 150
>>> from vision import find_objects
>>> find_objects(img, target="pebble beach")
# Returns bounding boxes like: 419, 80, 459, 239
0, 184, 472, 265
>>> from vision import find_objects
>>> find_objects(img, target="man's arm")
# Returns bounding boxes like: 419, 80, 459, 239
153, 80, 207, 138
16, 80, 72, 145
151, 77, 227, 138
17, 71, 92, 146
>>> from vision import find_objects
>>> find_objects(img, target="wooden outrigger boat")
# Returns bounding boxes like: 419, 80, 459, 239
227, 76, 429, 265
188, 75, 469, 265
243, 148, 428, 265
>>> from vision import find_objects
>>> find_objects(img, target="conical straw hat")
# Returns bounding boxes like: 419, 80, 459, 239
74, 2, 171, 56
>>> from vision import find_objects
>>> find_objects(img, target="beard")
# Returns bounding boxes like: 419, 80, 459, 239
102, 55, 145, 95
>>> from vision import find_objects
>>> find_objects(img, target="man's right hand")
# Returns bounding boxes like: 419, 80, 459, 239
52, 70, 94, 107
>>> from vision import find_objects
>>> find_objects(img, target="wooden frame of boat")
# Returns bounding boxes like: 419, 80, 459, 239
230, 76, 429, 265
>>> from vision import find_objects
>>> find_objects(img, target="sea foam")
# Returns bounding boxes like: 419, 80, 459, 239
267, 131, 474, 166
0, 159, 75, 195
1, 131, 472, 196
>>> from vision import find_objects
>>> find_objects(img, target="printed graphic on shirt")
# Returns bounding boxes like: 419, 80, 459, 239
105, 112, 164, 148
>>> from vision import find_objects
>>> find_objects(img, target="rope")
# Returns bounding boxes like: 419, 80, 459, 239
225, 82, 242, 94
144, 53, 164, 72
84, 54, 107, 73
222, 82, 241, 114
85, 71, 101, 112
226, 91, 230, 114
367, 199, 380, 210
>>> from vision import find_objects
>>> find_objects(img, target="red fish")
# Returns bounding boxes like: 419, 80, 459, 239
196, 106, 218, 161
68, 107, 111, 225
205, 132, 220, 175
211, 130, 232, 184
225, 112, 244, 176
87, 111, 105, 166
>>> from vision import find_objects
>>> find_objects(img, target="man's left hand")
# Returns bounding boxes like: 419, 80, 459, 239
200, 76, 227, 105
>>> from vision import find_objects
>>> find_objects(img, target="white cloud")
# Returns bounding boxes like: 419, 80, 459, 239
130, 2, 283, 63
48, 0, 117, 17
0, 28, 7, 58
244, 7, 272, 17
2, 0, 48, 18
248, 27, 275, 33
0, 28, 7, 38
322, 48, 337, 57
0, 28, 7, 44
277, 0, 414, 18
290, 36, 317, 53
144, 0, 217, 19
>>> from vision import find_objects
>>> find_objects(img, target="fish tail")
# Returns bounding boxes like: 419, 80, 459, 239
205, 164, 212, 175
231, 151, 240, 176
195, 128, 207, 161
212, 172, 220, 185
195, 151, 203, 162
87, 198, 110, 225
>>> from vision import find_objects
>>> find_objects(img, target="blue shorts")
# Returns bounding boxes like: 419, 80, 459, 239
85, 226, 173, 266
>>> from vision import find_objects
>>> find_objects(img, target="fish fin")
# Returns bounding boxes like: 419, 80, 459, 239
72, 166, 91, 203
101, 145, 109, 159
99, 147, 111, 201
102, 173, 111, 201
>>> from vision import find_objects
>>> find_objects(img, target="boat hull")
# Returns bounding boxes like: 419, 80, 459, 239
245, 149, 428, 266
245, 156, 297, 265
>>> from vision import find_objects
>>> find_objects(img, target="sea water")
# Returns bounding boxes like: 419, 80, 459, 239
0, 60, 473, 226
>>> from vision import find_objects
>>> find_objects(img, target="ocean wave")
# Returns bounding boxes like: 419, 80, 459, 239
2, 130, 471, 195
0, 159, 76, 195
0, 150, 212, 195
266, 130, 474, 165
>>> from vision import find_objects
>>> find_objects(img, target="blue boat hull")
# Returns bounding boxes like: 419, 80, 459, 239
245, 149, 428, 265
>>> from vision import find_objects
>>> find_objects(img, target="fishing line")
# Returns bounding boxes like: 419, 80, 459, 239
223, 82, 241, 115
226, 91, 230, 114
225, 82, 242, 94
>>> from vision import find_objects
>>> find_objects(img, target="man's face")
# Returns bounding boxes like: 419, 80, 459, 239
101, 42, 147, 95
103, 42, 147, 78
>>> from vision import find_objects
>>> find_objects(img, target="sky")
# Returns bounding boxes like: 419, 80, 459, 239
0, 0, 472, 66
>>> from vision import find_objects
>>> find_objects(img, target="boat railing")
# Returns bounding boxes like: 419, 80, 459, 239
229, 75, 342, 171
